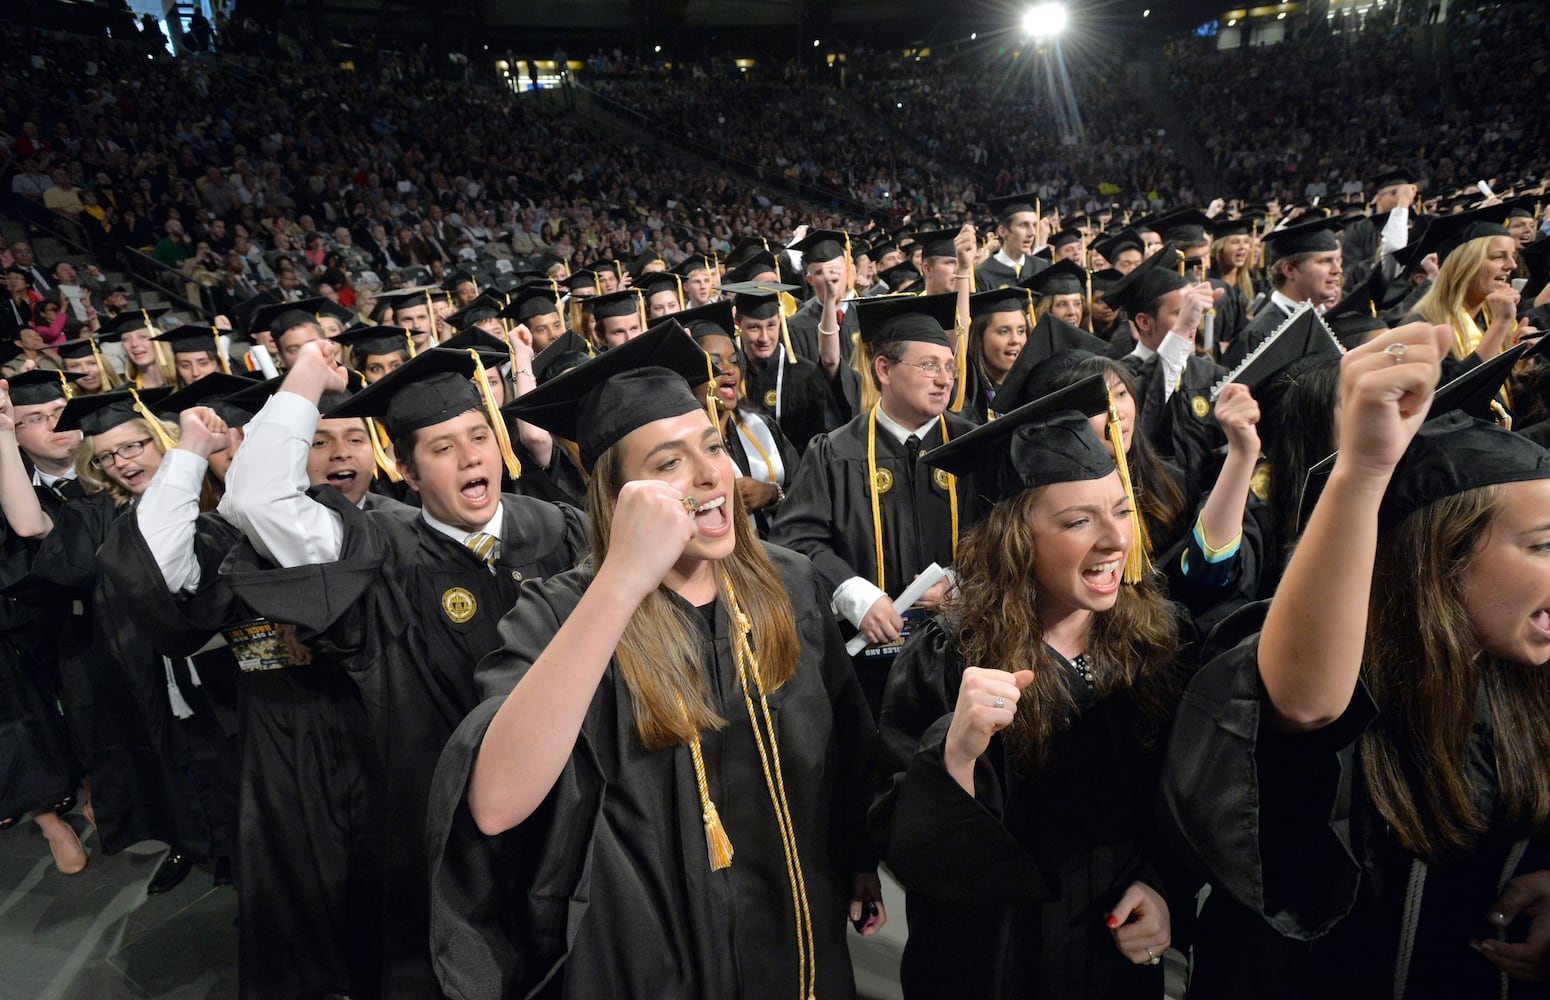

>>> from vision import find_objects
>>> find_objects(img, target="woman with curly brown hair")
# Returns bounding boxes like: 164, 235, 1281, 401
871, 373, 1188, 999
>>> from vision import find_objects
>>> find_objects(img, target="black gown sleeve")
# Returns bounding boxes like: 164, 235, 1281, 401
768, 434, 861, 595
869, 619, 1051, 905
1157, 629, 1380, 940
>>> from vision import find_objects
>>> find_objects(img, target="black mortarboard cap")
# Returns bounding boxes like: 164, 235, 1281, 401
1092, 230, 1144, 264
1421, 204, 1515, 263
335, 324, 414, 360
7, 370, 83, 407
1378, 411, 1550, 533
509, 320, 715, 469
724, 237, 772, 268
591, 288, 645, 321
723, 253, 780, 285
564, 270, 598, 291
1022, 259, 1088, 298
531, 329, 594, 384
56, 336, 105, 361
1211, 305, 1344, 402
1151, 208, 1213, 246
56, 386, 174, 435
987, 192, 1040, 224
445, 294, 506, 332
1429, 338, 1535, 422
437, 328, 511, 367
1050, 228, 1085, 251
635, 270, 684, 303
673, 253, 715, 277
153, 324, 223, 355
1262, 217, 1343, 265
1090, 268, 1124, 294
505, 285, 563, 324
1212, 217, 1254, 238
789, 230, 850, 266
1101, 241, 1190, 316
994, 314, 1111, 414
1370, 168, 1416, 191
721, 281, 797, 321
878, 263, 923, 293
100, 308, 171, 337
153, 371, 264, 427
923, 373, 1113, 504
1521, 237, 1550, 300
629, 248, 668, 279
325, 348, 483, 440
675, 299, 736, 338
912, 228, 959, 260
855, 292, 956, 351
968, 286, 1033, 320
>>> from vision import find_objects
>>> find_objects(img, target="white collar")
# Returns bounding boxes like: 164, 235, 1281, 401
420, 504, 503, 547
1128, 339, 1157, 362
994, 248, 1026, 271
1269, 289, 1307, 316
874, 401, 939, 447
32, 467, 75, 488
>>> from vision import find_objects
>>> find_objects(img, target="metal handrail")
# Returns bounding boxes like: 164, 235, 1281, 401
12, 196, 100, 259
118, 246, 214, 317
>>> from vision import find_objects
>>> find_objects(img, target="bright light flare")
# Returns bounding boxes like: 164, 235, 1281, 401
1022, 2, 1068, 37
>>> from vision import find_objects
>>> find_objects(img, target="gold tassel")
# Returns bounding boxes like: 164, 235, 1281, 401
1108, 396, 1151, 584
678, 692, 733, 871
213, 326, 231, 374
127, 388, 176, 453
367, 417, 402, 482
778, 289, 798, 363
56, 369, 74, 399
466, 348, 521, 479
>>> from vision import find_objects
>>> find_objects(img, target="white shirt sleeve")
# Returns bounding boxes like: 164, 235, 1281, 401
831, 575, 888, 630
217, 390, 343, 567
136, 448, 209, 594
1156, 331, 1196, 402
1378, 207, 1410, 280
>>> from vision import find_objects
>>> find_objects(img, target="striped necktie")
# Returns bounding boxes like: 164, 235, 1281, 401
464, 532, 497, 574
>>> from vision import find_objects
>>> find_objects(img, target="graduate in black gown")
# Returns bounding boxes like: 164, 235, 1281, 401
724, 280, 855, 453
216, 342, 588, 997
1161, 324, 1550, 998
685, 309, 800, 538
427, 322, 882, 999
871, 374, 1188, 999
35, 387, 240, 893
104, 373, 401, 999
1105, 243, 1228, 487
771, 293, 980, 717
0, 372, 85, 873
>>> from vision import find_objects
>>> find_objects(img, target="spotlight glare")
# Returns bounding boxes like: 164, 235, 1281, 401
1022, 2, 1068, 37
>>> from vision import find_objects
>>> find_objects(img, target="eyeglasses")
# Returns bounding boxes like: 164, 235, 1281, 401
891, 358, 953, 378
16, 411, 61, 431
89, 438, 153, 470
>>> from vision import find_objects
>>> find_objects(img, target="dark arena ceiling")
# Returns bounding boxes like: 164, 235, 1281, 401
293, 0, 1225, 60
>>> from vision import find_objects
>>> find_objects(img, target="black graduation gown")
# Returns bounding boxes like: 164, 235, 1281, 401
426, 545, 878, 1000
769, 411, 980, 714
742, 350, 855, 454
870, 620, 1176, 999
22, 491, 240, 860
974, 254, 1049, 290
1220, 299, 1291, 369
1158, 616, 1548, 999
220, 488, 588, 998
1208, 277, 1247, 361
786, 296, 859, 366
1120, 352, 1226, 489
721, 408, 800, 539
99, 500, 397, 1000
0, 510, 78, 826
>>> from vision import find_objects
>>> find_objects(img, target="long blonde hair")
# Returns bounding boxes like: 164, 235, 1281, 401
584, 438, 800, 751
1210, 235, 1256, 305
1363, 485, 1550, 862
71, 417, 179, 507
1410, 237, 1497, 359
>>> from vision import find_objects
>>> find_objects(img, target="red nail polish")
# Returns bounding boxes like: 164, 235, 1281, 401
1106, 915, 1120, 928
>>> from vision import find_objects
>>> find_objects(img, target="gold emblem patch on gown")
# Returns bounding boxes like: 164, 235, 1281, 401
1191, 394, 1210, 418
872, 468, 894, 495
763, 389, 778, 408
441, 587, 477, 623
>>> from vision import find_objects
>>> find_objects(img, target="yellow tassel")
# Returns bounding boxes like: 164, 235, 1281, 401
702, 798, 734, 871
367, 417, 403, 482
465, 348, 521, 480
1108, 398, 1151, 584
127, 388, 176, 453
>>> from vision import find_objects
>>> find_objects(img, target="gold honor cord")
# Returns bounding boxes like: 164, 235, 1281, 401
1107, 397, 1151, 584
126, 387, 176, 453
465, 348, 521, 480
729, 410, 775, 482
678, 690, 734, 871
865, 406, 959, 596
721, 572, 817, 1000
366, 417, 402, 482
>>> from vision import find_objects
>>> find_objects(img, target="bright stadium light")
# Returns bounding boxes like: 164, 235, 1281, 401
1023, 3, 1068, 38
